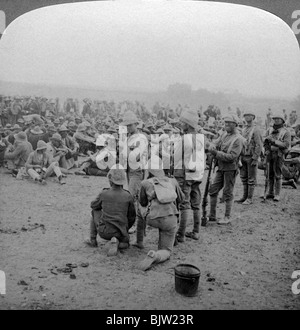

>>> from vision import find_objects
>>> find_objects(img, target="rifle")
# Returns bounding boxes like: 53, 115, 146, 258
201, 155, 214, 227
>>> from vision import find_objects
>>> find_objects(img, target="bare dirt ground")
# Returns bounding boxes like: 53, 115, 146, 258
0, 166, 299, 310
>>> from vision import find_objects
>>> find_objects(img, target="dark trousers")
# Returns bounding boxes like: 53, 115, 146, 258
269, 153, 283, 180
240, 156, 257, 186
209, 170, 237, 202
90, 216, 129, 244
176, 177, 201, 210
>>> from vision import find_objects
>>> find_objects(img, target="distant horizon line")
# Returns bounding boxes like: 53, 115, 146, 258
0, 79, 298, 100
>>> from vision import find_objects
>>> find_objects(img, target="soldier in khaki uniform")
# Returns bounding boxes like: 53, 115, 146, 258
263, 113, 291, 201
208, 113, 243, 225
236, 111, 263, 205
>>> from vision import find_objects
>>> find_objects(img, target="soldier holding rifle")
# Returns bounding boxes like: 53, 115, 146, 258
207, 113, 243, 225
263, 113, 291, 201
235, 111, 263, 205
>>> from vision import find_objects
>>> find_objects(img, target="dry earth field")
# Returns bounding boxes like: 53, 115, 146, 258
0, 166, 299, 310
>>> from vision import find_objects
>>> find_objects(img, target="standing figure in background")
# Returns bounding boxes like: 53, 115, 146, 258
263, 113, 291, 201
236, 111, 262, 205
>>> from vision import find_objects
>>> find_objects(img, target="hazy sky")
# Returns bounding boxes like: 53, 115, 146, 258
0, 0, 299, 98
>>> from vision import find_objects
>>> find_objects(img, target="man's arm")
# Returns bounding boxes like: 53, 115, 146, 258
214, 138, 243, 162
273, 130, 291, 150
90, 193, 103, 211
139, 183, 149, 207
4, 144, 22, 160
25, 153, 40, 170
252, 128, 263, 161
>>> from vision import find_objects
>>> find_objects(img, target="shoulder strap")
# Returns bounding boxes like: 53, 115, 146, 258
277, 128, 287, 142
247, 126, 256, 144
227, 134, 240, 154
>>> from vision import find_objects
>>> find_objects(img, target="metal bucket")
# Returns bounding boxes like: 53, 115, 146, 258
174, 264, 200, 297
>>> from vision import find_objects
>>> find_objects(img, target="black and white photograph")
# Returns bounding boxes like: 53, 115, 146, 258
0, 0, 299, 313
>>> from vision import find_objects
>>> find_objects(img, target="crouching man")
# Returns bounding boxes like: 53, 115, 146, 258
86, 166, 136, 256
25, 140, 66, 185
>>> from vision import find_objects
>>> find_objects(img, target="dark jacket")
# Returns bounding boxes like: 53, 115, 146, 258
5, 140, 33, 167
91, 186, 136, 240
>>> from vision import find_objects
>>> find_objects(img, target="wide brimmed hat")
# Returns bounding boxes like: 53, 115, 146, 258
122, 111, 139, 126
77, 123, 86, 132
68, 121, 77, 128
58, 125, 69, 132
145, 121, 154, 128
156, 120, 165, 127
223, 113, 239, 125
14, 131, 27, 141
163, 124, 173, 132
155, 128, 164, 134
36, 140, 48, 151
50, 133, 62, 142
30, 126, 44, 135
107, 166, 127, 185
107, 126, 117, 133
180, 109, 199, 129
272, 113, 285, 123
12, 124, 21, 130
48, 124, 57, 132
243, 111, 256, 119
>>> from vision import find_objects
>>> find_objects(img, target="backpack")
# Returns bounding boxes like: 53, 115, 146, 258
149, 177, 177, 204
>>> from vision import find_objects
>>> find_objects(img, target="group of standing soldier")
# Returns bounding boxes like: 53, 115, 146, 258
0, 94, 298, 271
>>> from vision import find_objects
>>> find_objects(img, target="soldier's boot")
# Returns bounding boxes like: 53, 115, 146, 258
176, 209, 192, 242
208, 195, 218, 222
185, 210, 200, 240
84, 238, 98, 248
137, 250, 159, 271
235, 184, 248, 203
266, 180, 275, 199
242, 185, 255, 205
273, 179, 282, 202
218, 200, 233, 225
133, 217, 145, 249
106, 237, 119, 256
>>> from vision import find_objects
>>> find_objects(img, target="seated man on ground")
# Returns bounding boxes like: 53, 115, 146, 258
85, 166, 136, 256
282, 146, 300, 189
76, 135, 116, 176
73, 123, 96, 155
4, 131, 33, 175
25, 140, 66, 185
45, 133, 73, 175
58, 125, 79, 169
0, 127, 10, 167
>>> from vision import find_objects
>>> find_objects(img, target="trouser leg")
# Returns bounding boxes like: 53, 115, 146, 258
209, 170, 224, 220
90, 216, 98, 240
27, 168, 40, 180
236, 158, 248, 203
223, 170, 237, 218
190, 182, 201, 233
176, 178, 192, 239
